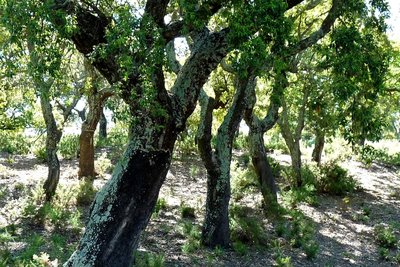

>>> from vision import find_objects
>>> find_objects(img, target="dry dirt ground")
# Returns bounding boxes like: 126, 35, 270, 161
0, 151, 399, 266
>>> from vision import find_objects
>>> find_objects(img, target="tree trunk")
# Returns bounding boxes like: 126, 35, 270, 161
247, 128, 278, 207
40, 93, 63, 201
78, 62, 113, 179
78, 126, 96, 178
197, 91, 231, 248
43, 131, 62, 201
311, 130, 325, 165
99, 109, 107, 140
198, 72, 255, 247
64, 145, 172, 267
202, 168, 231, 247
290, 141, 302, 187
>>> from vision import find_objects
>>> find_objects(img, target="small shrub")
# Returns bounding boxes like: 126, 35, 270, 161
378, 247, 390, 260
153, 198, 167, 216
233, 134, 248, 150
0, 130, 29, 154
180, 202, 196, 219
374, 224, 397, 249
272, 239, 293, 267
231, 163, 258, 200
59, 134, 79, 160
134, 251, 165, 267
304, 240, 319, 259
76, 181, 97, 206
317, 161, 359, 195
95, 153, 113, 176
230, 205, 268, 246
232, 241, 248, 256
360, 145, 400, 167
34, 146, 47, 163
180, 222, 201, 254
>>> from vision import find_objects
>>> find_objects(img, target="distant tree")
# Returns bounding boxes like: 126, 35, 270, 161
78, 61, 113, 179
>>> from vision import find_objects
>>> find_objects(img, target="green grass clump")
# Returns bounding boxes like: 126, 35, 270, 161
180, 202, 196, 219
180, 221, 201, 254
230, 205, 268, 246
134, 251, 165, 267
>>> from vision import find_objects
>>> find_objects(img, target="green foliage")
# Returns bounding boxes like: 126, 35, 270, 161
317, 161, 359, 195
180, 222, 201, 254
233, 134, 248, 150
59, 134, 79, 160
96, 125, 128, 149
360, 145, 400, 167
231, 163, 258, 201
133, 251, 165, 267
95, 152, 113, 177
76, 180, 97, 206
374, 223, 400, 263
271, 240, 293, 267
179, 201, 195, 219
0, 130, 30, 154
33, 145, 47, 163
230, 205, 268, 246
22, 184, 83, 234
275, 210, 319, 260
284, 161, 359, 197
265, 137, 290, 154
374, 224, 398, 249
153, 198, 167, 217
232, 241, 248, 256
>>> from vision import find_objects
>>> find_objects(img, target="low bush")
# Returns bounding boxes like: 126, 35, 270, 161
59, 134, 79, 160
317, 161, 359, 195
230, 205, 268, 246
0, 130, 30, 155
360, 145, 400, 167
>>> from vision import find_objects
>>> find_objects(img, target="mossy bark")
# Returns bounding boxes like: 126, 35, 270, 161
40, 91, 63, 201
247, 128, 278, 207
311, 129, 325, 165
99, 110, 107, 140
198, 73, 255, 247
64, 146, 172, 267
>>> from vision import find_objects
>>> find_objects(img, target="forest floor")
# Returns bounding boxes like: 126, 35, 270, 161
0, 149, 399, 266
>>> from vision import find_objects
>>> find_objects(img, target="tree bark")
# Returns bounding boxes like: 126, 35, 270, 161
78, 126, 96, 178
198, 71, 255, 247
65, 145, 172, 267
78, 63, 113, 178
99, 109, 107, 140
311, 129, 325, 165
247, 128, 278, 206
42, 114, 62, 201
243, 68, 287, 208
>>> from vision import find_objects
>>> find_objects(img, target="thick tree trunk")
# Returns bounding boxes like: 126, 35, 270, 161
248, 129, 278, 207
78, 63, 113, 179
99, 110, 107, 140
197, 91, 231, 248
290, 142, 302, 187
78, 126, 96, 178
202, 168, 231, 247
311, 130, 325, 165
64, 144, 172, 267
